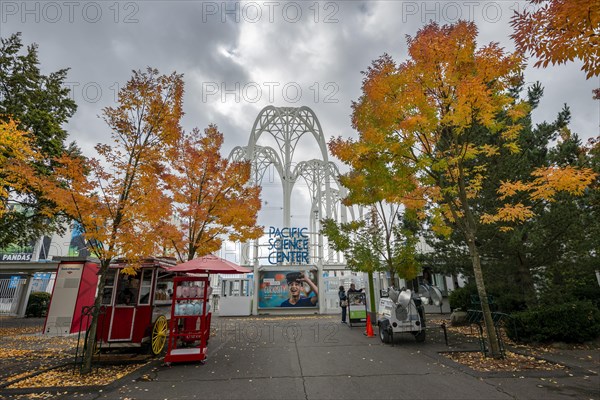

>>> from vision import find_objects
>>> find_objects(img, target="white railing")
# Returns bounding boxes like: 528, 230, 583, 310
0, 278, 27, 315
0, 277, 54, 316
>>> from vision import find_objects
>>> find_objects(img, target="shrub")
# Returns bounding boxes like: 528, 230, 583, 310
26, 292, 51, 318
494, 293, 528, 314
449, 283, 528, 314
506, 301, 600, 343
539, 281, 600, 309
448, 284, 478, 311
574, 285, 600, 308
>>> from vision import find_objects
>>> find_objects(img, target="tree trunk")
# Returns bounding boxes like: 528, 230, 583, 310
466, 235, 502, 358
82, 261, 109, 374
367, 271, 376, 314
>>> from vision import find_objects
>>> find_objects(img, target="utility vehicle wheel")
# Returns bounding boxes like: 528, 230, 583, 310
150, 315, 168, 355
379, 321, 391, 344
414, 330, 426, 343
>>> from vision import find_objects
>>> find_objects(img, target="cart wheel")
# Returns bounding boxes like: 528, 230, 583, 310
151, 315, 168, 355
379, 321, 391, 344
414, 330, 426, 343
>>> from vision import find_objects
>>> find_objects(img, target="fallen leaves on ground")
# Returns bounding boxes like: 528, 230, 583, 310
0, 348, 77, 361
428, 319, 480, 338
428, 318, 580, 372
5, 370, 39, 383
0, 349, 35, 358
429, 317, 600, 352
0, 336, 78, 361
0, 326, 43, 337
443, 350, 565, 372
7, 363, 148, 388
7, 391, 68, 399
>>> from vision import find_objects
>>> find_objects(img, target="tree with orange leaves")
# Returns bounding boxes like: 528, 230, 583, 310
46, 68, 183, 373
162, 124, 262, 262
511, 0, 599, 79
331, 21, 596, 358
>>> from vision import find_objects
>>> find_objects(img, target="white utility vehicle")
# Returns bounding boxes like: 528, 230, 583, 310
377, 286, 442, 344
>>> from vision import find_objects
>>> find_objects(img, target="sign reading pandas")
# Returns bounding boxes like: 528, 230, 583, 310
0, 242, 34, 262
267, 226, 310, 265
0, 253, 32, 261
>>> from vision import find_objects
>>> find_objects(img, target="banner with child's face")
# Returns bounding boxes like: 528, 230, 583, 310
258, 269, 318, 308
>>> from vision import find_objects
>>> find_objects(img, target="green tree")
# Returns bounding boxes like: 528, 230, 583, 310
322, 204, 420, 313
533, 134, 600, 307
0, 33, 78, 248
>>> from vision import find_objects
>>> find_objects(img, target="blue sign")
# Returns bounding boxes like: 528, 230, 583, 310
8, 276, 20, 289
267, 227, 310, 264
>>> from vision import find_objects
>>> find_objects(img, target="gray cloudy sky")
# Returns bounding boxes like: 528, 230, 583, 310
2, 0, 598, 230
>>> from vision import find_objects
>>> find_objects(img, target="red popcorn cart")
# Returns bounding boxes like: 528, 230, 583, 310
164, 255, 251, 364
93, 257, 177, 355
164, 276, 212, 363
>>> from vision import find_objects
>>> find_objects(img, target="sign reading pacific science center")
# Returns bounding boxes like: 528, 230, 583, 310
267, 226, 309, 264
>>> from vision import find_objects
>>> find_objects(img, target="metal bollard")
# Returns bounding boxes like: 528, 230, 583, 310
441, 322, 448, 346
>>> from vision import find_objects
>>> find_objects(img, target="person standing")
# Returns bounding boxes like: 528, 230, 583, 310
348, 283, 363, 294
338, 285, 348, 323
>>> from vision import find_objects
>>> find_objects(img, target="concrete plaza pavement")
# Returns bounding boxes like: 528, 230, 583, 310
89, 315, 598, 400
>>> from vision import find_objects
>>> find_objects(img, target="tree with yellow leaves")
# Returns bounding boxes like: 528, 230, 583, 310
46, 68, 183, 373
0, 119, 39, 217
162, 124, 263, 262
331, 21, 596, 358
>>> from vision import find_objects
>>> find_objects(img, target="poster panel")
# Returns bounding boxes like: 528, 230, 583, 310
258, 269, 318, 309
348, 292, 367, 321
68, 222, 90, 257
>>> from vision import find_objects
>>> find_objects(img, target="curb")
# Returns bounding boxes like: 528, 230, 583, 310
0, 358, 161, 397
0, 361, 72, 390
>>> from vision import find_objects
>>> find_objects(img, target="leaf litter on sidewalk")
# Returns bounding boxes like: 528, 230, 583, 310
428, 317, 597, 372
6, 363, 148, 389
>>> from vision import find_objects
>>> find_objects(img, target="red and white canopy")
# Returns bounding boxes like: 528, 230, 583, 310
166, 254, 252, 275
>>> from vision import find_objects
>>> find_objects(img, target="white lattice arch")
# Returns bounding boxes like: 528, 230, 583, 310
247, 106, 329, 164
230, 106, 346, 228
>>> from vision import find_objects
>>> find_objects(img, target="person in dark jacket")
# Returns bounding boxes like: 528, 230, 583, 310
348, 283, 363, 293
338, 286, 347, 323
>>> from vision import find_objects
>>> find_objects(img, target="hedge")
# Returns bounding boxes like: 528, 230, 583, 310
26, 292, 51, 318
506, 301, 600, 343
